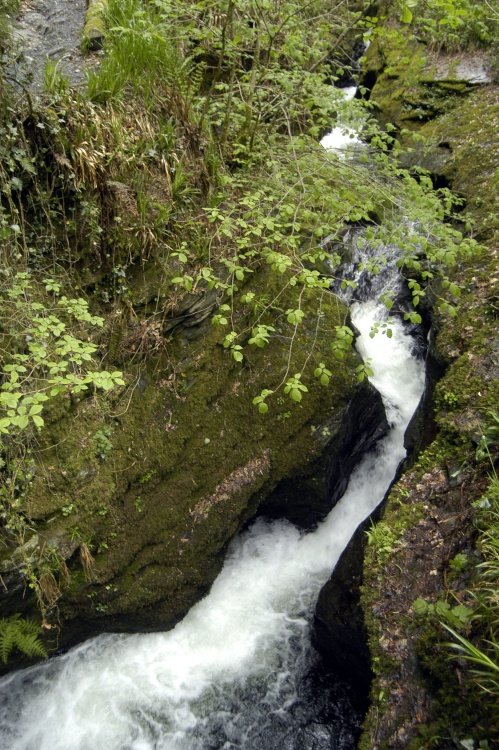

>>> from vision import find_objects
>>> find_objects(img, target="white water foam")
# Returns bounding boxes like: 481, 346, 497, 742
0, 298, 425, 750
320, 86, 361, 152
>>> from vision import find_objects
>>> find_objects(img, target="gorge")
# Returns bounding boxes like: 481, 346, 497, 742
0, 1, 497, 748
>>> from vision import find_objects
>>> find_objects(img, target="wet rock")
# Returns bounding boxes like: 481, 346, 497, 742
0, 276, 381, 652
257, 379, 388, 528
312, 517, 373, 706
404, 328, 445, 464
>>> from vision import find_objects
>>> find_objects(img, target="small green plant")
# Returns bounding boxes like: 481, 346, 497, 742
0, 615, 47, 664
355, 361, 375, 383
139, 469, 157, 484
314, 363, 332, 387
61, 502, 77, 517
413, 597, 474, 628
414, 0, 496, 50
475, 411, 499, 462
331, 326, 354, 361
443, 390, 459, 408
0, 273, 125, 437
444, 474, 499, 703
366, 521, 399, 562
449, 552, 470, 576
369, 319, 394, 339
134, 495, 144, 513
284, 373, 308, 404
43, 60, 69, 96
444, 626, 499, 697
248, 325, 275, 349
92, 428, 113, 460
252, 388, 273, 415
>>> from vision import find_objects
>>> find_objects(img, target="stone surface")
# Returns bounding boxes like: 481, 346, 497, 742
257, 380, 388, 527
424, 53, 493, 86
11, 0, 88, 90
313, 516, 373, 705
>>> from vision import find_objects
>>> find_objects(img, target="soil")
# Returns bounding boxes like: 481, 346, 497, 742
364, 466, 490, 748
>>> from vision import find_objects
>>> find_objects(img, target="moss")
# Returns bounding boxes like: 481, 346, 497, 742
360, 19, 498, 746
417, 87, 499, 238
363, 27, 429, 129
411, 620, 497, 747
0, 264, 368, 641
365, 24, 497, 142
82, 0, 108, 52
360, 243, 498, 745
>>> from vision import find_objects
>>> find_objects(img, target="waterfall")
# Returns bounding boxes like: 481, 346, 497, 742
0, 92, 426, 750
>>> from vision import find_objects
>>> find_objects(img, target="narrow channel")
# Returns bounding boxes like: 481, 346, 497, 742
0, 96, 426, 750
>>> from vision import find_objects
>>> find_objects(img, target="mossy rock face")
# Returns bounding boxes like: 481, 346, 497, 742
0, 268, 385, 649
363, 27, 429, 129
82, 0, 108, 52
358, 21, 499, 750
414, 86, 499, 238
364, 26, 495, 132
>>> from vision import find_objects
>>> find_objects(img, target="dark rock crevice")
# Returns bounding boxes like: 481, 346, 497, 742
310, 320, 440, 726
257, 380, 388, 529
312, 516, 373, 712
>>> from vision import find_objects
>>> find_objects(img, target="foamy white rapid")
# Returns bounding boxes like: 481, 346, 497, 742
0, 296, 425, 750
320, 86, 361, 152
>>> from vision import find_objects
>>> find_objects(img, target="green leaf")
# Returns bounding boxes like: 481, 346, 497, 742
400, 4, 413, 23
413, 598, 429, 616
451, 604, 474, 625
435, 600, 451, 616
0, 392, 20, 409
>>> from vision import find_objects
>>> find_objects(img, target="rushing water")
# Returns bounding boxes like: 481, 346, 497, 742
0, 300, 425, 750
0, 92, 426, 750
320, 86, 362, 152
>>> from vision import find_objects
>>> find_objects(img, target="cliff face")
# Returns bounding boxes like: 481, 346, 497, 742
354, 21, 498, 749
0, 265, 387, 652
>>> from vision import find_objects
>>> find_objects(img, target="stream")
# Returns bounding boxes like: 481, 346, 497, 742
0, 94, 426, 750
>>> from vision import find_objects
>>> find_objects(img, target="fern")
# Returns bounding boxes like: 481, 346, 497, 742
0, 615, 47, 664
